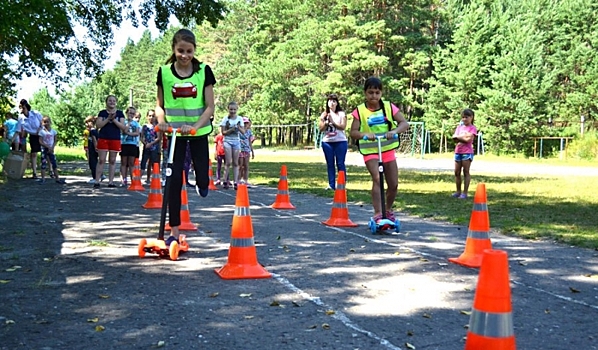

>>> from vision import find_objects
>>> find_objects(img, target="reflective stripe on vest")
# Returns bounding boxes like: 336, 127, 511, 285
231, 237, 255, 247
469, 308, 514, 338
357, 101, 399, 155
161, 64, 213, 137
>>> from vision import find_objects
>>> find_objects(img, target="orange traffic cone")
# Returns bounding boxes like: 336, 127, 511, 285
165, 172, 198, 231
142, 163, 163, 209
465, 249, 516, 349
208, 159, 218, 190
322, 171, 357, 227
215, 183, 271, 280
271, 164, 295, 209
449, 183, 492, 268
128, 158, 145, 191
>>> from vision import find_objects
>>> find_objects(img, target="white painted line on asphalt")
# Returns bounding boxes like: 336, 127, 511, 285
272, 273, 403, 350
511, 280, 598, 311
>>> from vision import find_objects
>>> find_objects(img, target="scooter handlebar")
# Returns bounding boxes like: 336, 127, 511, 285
362, 134, 399, 141
154, 125, 196, 135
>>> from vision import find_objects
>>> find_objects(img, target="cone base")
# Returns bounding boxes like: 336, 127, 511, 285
465, 332, 516, 350
142, 201, 162, 209
271, 202, 296, 209
165, 222, 198, 231
214, 264, 272, 280
322, 218, 358, 227
209, 184, 218, 190
448, 254, 483, 268
128, 185, 145, 191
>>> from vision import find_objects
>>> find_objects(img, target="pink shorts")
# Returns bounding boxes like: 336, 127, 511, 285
97, 139, 121, 152
363, 149, 396, 164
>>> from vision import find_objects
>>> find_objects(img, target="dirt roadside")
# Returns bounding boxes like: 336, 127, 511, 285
0, 159, 597, 350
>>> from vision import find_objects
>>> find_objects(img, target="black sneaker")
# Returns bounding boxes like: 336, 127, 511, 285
196, 186, 208, 198
93, 183, 100, 189
165, 235, 179, 246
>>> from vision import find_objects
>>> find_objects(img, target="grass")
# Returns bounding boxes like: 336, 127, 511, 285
1, 145, 597, 248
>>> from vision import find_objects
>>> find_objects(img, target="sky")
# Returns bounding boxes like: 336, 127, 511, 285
13, 10, 168, 101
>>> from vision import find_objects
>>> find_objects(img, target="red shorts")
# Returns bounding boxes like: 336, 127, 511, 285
97, 138, 121, 152
363, 149, 396, 164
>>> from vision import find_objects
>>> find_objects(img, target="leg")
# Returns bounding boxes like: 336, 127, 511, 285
108, 151, 118, 184
120, 153, 127, 184
222, 144, 232, 187
383, 160, 399, 211
461, 158, 472, 196
321, 142, 336, 189
40, 149, 48, 180
96, 150, 107, 183
333, 141, 348, 184
365, 158, 382, 215
231, 148, 240, 185
89, 151, 98, 179
190, 137, 209, 190
140, 148, 149, 178
216, 154, 224, 181
454, 160, 463, 194
168, 138, 187, 234
30, 152, 38, 177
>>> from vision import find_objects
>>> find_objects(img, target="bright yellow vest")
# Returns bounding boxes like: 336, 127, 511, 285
161, 64, 213, 137
357, 101, 399, 155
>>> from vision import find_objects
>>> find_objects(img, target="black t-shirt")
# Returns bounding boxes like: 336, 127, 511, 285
97, 110, 125, 140
156, 63, 217, 90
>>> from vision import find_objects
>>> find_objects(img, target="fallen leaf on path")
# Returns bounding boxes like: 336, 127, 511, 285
437, 263, 448, 266
422, 313, 432, 318
99, 294, 110, 299
0, 280, 11, 284
209, 292, 219, 298
405, 342, 416, 349
460, 310, 471, 316
569, 287, 581, 293
322, 323, 330, 329
5, 320, 15, 325
5, 266, 22, 272
157, 340, 165, 347
307, 324, 317, 329
43, 258, 53, 262
325, 310, 335, 315
87, 318, 99, 323
244, 315, 254, 319
544, 309, 550, 314
95, 325, 105, 332
419, 258, 429, 262
394, 252, 400, 256
407, 330, 414, 336
239, 293, 252, 298
292, 301, 301, 307
270, 300, 281, 306
349, 248, 356, 252
276, 235, 281, 240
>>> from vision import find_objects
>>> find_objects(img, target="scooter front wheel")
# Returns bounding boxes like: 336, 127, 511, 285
138, 238, 147, 258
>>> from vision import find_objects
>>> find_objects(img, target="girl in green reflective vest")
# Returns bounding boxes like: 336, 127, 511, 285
155, 28, 216, 244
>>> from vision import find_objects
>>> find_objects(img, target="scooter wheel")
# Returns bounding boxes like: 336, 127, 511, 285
369, 218, 377, 234
169, 241, 180, 261
394, 219, 401, 233
138, 238, 147, 258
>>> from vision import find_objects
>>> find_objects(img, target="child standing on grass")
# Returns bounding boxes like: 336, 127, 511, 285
238, 117, 255, 187
452, 108, 477, 199
213, 130, 227, 185
349, 77, 409, 223
37, 116, 65, 184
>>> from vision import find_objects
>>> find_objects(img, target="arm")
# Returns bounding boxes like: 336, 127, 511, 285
387, 110, 409, 139
155, 85, 168, 132
50, 132, 57, 154
350, 115, 369, 140
95, 114, 109, 128
318, 112, 328, 132
328, 111, 347, 130
112, 115, 127, 132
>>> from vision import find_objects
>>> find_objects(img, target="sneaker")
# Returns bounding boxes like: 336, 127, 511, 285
385, 210, 396, 221
372, 213, 383, 224
93, 183, 100, 189
196, 186, 209, 198
215, 180, 221, 186
451, 192, 461, 198
246, 182, 253, 188
325, 186, 334, 190
119, 181, 127, 188
35, 178, 44, 182
100, 174, 106, 182
233, 183, 238, 190
186, 182, 194, 188
32, 174, 39, 180
144, 179, 151, 185
458, 193, 468, 199
108, 183, 116, 188
223, 183, 229, 190
87, 178, 96, 184
227, 181, 233, 186
56, 179, 66, 184
165, 235, 179, 246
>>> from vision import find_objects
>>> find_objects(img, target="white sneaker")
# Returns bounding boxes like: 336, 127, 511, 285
87, 178, 96, 184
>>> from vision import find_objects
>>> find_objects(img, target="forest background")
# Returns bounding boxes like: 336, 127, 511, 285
2, 0, 598, 159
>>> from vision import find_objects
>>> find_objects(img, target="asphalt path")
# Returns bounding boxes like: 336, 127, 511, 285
1, 154, 597, 350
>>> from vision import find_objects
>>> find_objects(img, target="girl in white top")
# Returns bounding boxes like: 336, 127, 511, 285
318, 94, 348, 190
219, 102, 245, 189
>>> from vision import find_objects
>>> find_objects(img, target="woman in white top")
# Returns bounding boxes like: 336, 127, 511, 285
219, 101, 245, 189
19, 99, 43, 179
318, 94, 348, 190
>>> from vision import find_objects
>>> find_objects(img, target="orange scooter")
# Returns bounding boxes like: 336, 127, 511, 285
138, 126, 195, 260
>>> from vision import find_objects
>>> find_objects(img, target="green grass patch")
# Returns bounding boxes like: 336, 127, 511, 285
87, 240, 109, 247
250, 154, 598, 249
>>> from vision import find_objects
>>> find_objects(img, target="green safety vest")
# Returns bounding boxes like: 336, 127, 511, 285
356, 101, 399, 155
161, 64, 213, 137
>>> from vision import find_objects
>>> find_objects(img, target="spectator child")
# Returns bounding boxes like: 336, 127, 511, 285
238, 117, 255, 186
140, 110, 161, 184
119, 106, 141, 187
452, 109, 477, 199
213, 130, 227, 185
37, 116, 65, 184
219, 102, 244, 189
3, 112, 21, 150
